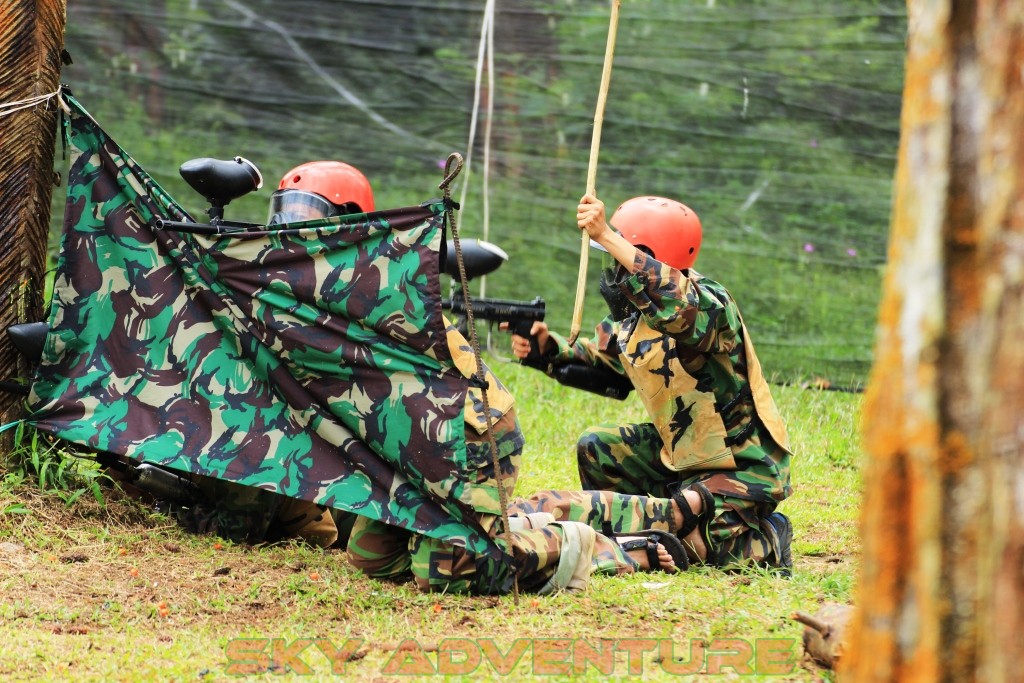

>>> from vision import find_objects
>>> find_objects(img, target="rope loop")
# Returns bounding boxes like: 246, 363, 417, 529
439, 152, 465, 192
0, 89, 62, 118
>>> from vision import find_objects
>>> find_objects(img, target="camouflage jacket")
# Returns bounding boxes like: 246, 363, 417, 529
548, 252, 791, 475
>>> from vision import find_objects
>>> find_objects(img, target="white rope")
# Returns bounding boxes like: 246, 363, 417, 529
457, 0, 497, 299
0, 89, 62, 118
482, 3, 495, 248
457, 0, 494, 211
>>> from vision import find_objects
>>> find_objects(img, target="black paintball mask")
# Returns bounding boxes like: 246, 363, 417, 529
592, 239, 638, 322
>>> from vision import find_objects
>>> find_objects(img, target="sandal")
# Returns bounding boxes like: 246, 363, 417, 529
616, 530, 690, 572
667, 482, 714, 539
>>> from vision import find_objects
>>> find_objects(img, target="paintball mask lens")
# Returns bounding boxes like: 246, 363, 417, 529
267, 189, 337, 225
589, 238, 619, 272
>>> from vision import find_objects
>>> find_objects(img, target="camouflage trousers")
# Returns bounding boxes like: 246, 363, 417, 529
346, 513, 635, 595
575, 422, 783, 567
175, 476, 340, 548
346, 410, 637, 594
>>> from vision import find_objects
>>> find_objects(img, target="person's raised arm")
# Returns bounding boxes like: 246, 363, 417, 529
577, 193, 637, 272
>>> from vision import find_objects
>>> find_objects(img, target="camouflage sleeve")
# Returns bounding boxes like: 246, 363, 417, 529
620, 251, 742, 354
545, 317, 625, 375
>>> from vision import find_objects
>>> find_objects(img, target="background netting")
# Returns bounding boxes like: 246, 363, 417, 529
56, 0, 907, 389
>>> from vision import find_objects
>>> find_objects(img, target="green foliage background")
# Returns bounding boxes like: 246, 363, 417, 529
56, 0, 907, 387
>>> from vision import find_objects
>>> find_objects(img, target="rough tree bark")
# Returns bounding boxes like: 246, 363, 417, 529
0, 1, 67, 442
842, 1, 1024, 681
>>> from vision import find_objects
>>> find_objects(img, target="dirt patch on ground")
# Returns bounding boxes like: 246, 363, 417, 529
0, 485, 846, 681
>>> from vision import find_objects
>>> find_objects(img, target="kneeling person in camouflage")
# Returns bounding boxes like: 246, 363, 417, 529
510, 193, 793, 573
346, 320, 691, 594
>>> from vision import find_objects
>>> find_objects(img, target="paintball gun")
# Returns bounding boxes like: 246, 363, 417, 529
440, 238, 546, 358
155, 155, 266, 234
440, 239, 632, 400
94, 451, 201, 507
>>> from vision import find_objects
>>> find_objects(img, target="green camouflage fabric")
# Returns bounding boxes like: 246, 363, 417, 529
26, 93, 506, 562
178, 321, 521, 546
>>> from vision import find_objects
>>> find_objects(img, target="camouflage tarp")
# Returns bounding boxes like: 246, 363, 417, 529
26, 94, 506, 561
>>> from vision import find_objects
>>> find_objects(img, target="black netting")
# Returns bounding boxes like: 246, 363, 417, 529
56, 0, 907, 389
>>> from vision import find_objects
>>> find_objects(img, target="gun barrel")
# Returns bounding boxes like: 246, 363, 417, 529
442, 296, 545, 321
132, 463, 200, 505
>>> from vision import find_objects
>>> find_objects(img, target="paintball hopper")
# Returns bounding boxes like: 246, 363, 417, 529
179, 156, 263, 220
7, 321, 49, 363
442, 239, 509, 281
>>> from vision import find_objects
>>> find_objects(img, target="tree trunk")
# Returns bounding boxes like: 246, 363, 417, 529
842, 1, 1024, 681
0, 1, 67, 441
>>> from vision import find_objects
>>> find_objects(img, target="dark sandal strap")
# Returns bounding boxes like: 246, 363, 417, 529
617, 536, 660, 571
669, 482, 715, 539
617, 531, 689, 572
644, 538, 660, 571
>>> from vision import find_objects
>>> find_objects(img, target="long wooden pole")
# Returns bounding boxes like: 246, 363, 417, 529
567, 0, 620, 345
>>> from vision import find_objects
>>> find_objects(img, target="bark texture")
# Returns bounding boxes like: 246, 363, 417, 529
0, 1, 67, 434
843, 1, 1024, 681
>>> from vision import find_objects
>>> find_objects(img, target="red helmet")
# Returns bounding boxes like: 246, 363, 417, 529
610, 196, 702, 270
268, 161, 374, 224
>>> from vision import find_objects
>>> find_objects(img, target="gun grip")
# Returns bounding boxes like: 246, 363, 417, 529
511, 320, 546, 368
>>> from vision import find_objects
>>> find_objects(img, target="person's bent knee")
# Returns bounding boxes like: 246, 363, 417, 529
346, 517, 412, 579
576, 429, 604, 463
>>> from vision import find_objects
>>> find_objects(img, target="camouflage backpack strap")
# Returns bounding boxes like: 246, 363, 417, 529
439, 153, 519, 602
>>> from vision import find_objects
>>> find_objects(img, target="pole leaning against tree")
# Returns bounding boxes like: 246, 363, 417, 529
0, 0, 68, 444
567, 0, 620, 345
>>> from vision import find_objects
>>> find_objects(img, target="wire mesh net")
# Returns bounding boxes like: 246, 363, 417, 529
56, 0, 907, 390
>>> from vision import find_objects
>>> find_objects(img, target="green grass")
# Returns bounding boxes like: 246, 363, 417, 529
0, 354, 863, 682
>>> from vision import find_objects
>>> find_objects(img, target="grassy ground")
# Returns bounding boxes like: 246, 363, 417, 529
0, 354, 863, 682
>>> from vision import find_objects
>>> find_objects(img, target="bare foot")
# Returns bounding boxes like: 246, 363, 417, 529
620, 536, 679, 573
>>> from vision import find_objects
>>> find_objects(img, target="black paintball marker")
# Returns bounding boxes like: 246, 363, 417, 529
155, 155, 266, 234
439, 239, 632, 400
94, 451, 201, 507
440, 239, 546, 359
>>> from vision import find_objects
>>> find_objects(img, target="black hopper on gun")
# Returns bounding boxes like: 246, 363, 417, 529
156, 156, 265, 234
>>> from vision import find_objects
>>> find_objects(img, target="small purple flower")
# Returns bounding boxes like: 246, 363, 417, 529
809, 139, 819, 148
803, 243, 815, 253
436, 159, 448, 169
846, 248, 858, 257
